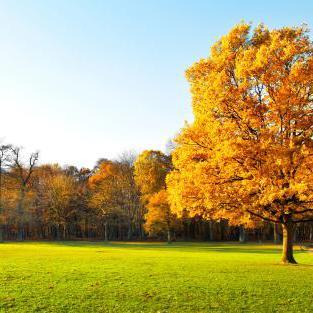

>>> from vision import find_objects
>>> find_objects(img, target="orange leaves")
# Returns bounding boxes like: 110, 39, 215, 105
88, 161, 118, 188
145, 189, 179, 237
168, 23, 313, 226
134, 150, 175, 236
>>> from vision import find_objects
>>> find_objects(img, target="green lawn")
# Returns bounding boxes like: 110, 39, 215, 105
0, 242, 313, 313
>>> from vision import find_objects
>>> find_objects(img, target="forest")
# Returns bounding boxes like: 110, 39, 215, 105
1, 142, 313, 249
0, 145, 281, 243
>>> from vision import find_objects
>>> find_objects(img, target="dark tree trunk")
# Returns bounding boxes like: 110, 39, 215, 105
273, 223, 281, 244
167, 228, 171, 244
118, 222, 122, 240
208, 220, 214, 241
56, 225, 61, 240
17, 187, 25, 241
17, 224, 24, 241
281, 223, 297, 264
0, 225, 3, 242
63, 224, 67, 240
84, 218, 89, 238
127, 222, 132, 240
104, 222, 108, 241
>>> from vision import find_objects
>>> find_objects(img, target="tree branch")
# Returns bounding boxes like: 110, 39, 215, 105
246, 209, 279, 223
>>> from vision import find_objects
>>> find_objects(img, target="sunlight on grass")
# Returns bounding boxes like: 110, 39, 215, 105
1, 242, 313, 312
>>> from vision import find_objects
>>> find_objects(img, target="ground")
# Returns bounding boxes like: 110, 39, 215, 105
0, 242, 313, 313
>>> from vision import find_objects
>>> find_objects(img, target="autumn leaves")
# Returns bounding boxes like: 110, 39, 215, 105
168, 23, 313, 263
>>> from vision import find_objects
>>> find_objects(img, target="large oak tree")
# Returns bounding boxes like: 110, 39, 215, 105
168, 23, 313, 263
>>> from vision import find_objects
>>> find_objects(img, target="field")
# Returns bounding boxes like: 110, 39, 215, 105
0, 242, 313, 313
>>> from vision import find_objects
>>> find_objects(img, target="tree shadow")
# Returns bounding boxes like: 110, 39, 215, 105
11, 241, 312, 259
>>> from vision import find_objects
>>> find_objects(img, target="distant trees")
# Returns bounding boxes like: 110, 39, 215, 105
89, 157, 141, 241
44, 172, 78, 239
134, 150, 178, 241
31, 164, 92, 240
0, 139, 310, 248
0, 142, 312, 246
0, 145, 11, 241
145, 189, 178, 242
10, 147, 39, 240
89, 160, 124, 241
134, 150, 172, 196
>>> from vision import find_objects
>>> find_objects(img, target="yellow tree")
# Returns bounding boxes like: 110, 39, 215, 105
89, 161, 122, 241
134, 150, 172, 196
43, 172, 77, 239
89, 158, 141, 240
167, 23, 313, 263
145, 189, 178, 242
134, 150, 174, 241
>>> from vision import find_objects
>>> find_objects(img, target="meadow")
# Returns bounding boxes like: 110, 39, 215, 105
0, 242, 313, 313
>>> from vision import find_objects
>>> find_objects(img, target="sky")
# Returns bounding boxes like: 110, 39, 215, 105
0, 0, 313, 168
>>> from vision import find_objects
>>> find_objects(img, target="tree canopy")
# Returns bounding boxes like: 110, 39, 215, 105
167, 23, 313, 263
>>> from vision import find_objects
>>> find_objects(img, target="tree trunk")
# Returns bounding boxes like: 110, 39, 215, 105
0, 224, 3, 242
63, 224, 67, 240
56, 224, 61, 240
118, 222, 122, 240
84, 218, 88, 239
17, 224, 24, 241
127, 222, 132, 240
239, 226, 246, 243
208, 220, 214, 241
138, 222, 145, 240
17, 187, 25, 241
104, 222, 108, 241
281, 223, 297, 264
273, 223, 281, 244
167, 228, 171, 244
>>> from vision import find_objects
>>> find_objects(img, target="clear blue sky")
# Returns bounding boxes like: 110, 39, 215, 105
0, 0, 312, 168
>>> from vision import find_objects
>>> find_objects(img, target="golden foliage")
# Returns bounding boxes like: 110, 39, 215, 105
134, 150, 177, 236
167, 23, 313, 226
88, 160, 124, 217
134, 150, 171, 196
145, 189, 173, 235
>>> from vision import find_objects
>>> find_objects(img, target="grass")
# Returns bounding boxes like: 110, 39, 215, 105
0, 242, 313, 313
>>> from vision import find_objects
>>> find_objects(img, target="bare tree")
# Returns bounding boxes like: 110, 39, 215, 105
0, 144, 12, 241
10, 147, 39, 240
117, 151, 141, 239
165, 137, 177, 156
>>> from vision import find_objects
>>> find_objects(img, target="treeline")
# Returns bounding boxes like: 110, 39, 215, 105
0, 144, 312, 243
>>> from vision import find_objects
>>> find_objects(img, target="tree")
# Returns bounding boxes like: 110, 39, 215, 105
134, 150, 174, 240
89, 161, 120, 241
167, 23, 313, 263
88, 158, 141, 241
10, 147, 39, 240
43, 172, 78, 239
0, 144, 11, 241
116, 152, 142, 239
134, 150, 172, 196
145, 189, 178, 242
29, 164, 93, 240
